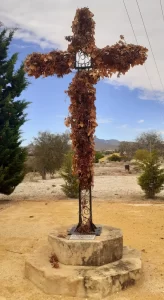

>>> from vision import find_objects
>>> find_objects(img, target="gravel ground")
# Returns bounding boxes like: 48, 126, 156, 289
0, 174, 164, 202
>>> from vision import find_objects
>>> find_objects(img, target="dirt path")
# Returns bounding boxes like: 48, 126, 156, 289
0, 200, 164, 299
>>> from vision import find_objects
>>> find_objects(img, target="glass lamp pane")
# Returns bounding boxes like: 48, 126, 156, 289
76, 51, 91, 69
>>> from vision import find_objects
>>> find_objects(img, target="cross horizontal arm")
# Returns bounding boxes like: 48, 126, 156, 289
24, 50, 74, 78
92, 39, 148, 78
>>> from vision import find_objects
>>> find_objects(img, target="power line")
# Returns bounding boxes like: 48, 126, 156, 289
123, 0, 154, 90
123, 0, 137, 44
160, 0, 164, 22
135, 0, 164, 91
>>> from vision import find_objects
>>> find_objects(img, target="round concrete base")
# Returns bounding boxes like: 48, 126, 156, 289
48, 225, 123, 266
25, 246, 142, 299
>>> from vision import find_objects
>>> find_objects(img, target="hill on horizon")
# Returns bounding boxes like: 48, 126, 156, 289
95, 137, 120, 151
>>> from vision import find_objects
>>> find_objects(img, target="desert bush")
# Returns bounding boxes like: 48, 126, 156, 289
61, 152, 79, 198
136, 131, 164, 155
119, 141, 138, 160
138, 152, 164, 199
95, 151, 104, 163
133, 165, 141, 173
134, 149, 150, 162
108, 154, 121, 162
32, 132, 70, 179
24, 156, 36, 174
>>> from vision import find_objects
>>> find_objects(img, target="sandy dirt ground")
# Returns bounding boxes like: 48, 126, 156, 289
0, 200, 164, 300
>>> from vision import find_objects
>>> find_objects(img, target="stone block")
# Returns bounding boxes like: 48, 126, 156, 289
48, 225, 123, 266
25, 246, 142, 299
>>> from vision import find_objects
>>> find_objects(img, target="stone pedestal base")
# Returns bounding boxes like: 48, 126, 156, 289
25, 246, 142, 299
48, 225, 123, 266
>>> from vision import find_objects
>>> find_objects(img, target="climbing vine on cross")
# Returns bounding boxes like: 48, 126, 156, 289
24, 7, 148, 234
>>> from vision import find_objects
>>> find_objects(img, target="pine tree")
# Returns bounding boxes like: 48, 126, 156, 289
61, 152, 79, 198
0, 28, 29, 195
138, 152, 164, 199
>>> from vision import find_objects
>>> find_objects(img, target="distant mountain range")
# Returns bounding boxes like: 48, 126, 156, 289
27, 137, 121, 154
95, 137, 120, 151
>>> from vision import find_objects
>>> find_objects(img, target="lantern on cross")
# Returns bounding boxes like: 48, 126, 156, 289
24, 7, 148, 235
75, 51, 92, 70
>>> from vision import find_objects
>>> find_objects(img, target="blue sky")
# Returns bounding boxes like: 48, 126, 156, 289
2, 0, 164, 145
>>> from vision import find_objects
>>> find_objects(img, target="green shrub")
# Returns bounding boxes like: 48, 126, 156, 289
134, 149, 150, 162
61, 152, 79, 198
95, 151, 104, 163
138, 152, 164, 199
108, 154, 121, 162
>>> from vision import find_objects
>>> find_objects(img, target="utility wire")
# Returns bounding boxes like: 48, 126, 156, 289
123, 0, 154, 90
123, 0, 138, 44
160, 0, 164, 22
136, 0, 164, 91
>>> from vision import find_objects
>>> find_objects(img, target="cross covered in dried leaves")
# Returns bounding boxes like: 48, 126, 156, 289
24, 7, 148, 234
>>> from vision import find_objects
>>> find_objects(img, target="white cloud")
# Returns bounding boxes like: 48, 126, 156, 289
1, 0, 164, 99
138, 119, 144, 123
139, 90, 164, 102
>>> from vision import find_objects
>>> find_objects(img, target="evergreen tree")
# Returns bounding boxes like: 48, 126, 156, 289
138, 152, 164, 199
0, 28, 29, 195
61, 152, 79, 198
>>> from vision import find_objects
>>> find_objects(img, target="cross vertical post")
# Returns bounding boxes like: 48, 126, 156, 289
70, 51, 99, 235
